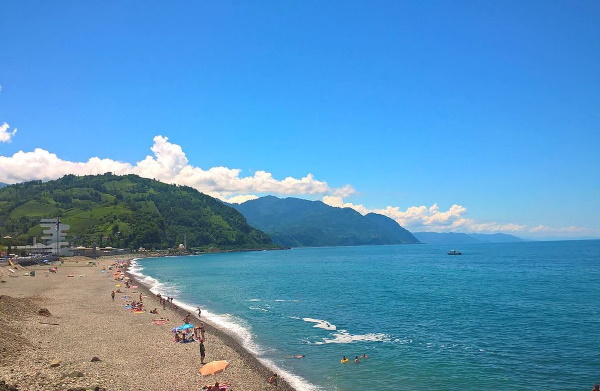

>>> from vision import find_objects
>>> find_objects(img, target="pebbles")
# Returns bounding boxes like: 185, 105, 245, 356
0, 258, 297, 391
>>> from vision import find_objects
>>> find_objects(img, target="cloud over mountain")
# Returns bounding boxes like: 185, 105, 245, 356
0, 135, 594, 238
321, 195, 592, 237
0, 135, 353, 201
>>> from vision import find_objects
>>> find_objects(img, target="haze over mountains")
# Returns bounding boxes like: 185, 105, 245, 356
231, 195, 419, 247
413, 232, 524, 245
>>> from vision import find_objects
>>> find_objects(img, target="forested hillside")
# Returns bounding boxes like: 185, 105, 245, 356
231, 196, 419, 247
0, 174, 277, 250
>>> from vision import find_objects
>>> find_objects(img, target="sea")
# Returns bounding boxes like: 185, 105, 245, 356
129, 240, 600, 390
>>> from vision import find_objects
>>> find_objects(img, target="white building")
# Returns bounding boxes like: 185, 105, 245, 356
40, 218, 73, 256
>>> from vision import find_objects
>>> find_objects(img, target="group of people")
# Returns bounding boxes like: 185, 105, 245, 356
173, 329, 195, 343
341, 354, 368, 363
201, 382, 230, 390
156, 293, 174, 310
108, 267, 269, 390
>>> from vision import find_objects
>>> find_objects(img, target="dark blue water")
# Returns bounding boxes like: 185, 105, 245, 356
131, 240, 600, 390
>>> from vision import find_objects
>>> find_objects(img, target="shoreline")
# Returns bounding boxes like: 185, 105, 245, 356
0, 255, 298, 391
125, 258, 298, 391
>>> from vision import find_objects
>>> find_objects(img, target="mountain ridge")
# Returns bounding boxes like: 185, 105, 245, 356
231, 196, 419, 247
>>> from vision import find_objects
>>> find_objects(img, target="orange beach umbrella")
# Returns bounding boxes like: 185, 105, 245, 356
199, 360, 229, 376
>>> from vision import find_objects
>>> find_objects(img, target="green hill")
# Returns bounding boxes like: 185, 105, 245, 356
0, 174, 277, 251
231, 196, 419, 247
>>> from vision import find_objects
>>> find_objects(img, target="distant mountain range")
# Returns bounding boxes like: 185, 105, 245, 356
231, 196, 419, 247
413, 232, 524, 245
0, 183, 7, 189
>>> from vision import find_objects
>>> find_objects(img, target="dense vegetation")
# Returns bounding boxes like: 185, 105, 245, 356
0, 174, 277, 251
231, 196, 419, 247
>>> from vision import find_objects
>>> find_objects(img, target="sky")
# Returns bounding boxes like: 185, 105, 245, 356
1, 1, 599, 239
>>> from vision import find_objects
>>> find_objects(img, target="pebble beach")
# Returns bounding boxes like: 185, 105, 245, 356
0, 256, 296, 391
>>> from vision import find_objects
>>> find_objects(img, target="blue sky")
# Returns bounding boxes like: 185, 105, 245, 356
1, 1, 599, 239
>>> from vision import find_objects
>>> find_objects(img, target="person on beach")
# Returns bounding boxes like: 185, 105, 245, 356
268, 374, 278, 386
111, 291, 115, 301
184, 313, 191, 324
139, 292, 143, 302
592, 385, 600, 391
199, 321, 206, 340
199, 340, 206, 364
210, 382, 220, 391
197, 306, 202, 317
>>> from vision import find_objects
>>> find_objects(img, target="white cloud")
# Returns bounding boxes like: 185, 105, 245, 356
224, 194, 260, 204
0, 122, 17, 143
321, 196, 593, 237
0, 135, 353, 201
0, 134, 594, 238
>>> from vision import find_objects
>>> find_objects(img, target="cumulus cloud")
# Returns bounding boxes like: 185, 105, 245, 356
0, 135, 353, 201
0, 122, 17, 143
321, 196, 593, 236
223, 194, 259, 204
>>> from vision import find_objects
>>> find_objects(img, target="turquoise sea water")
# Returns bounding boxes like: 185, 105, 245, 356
130, 240, 600, 390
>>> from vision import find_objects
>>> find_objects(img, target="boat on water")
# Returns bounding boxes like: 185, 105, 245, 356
447, 249, 462, 255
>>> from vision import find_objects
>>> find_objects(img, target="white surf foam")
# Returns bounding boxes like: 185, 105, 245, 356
127, 259, 144, 276
314, 329, 391, 345
129, 260, 320, 391
249, 306, 269, 312
303, 318, 337, 330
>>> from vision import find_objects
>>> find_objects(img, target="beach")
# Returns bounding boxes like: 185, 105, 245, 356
0, 256, 295, 391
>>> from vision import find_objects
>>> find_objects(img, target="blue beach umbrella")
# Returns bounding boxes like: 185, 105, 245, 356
177, 323, 195, 331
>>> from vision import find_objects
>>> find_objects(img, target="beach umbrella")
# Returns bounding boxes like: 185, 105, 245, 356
199, 360, 229, 376
177, 323, 195, 331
